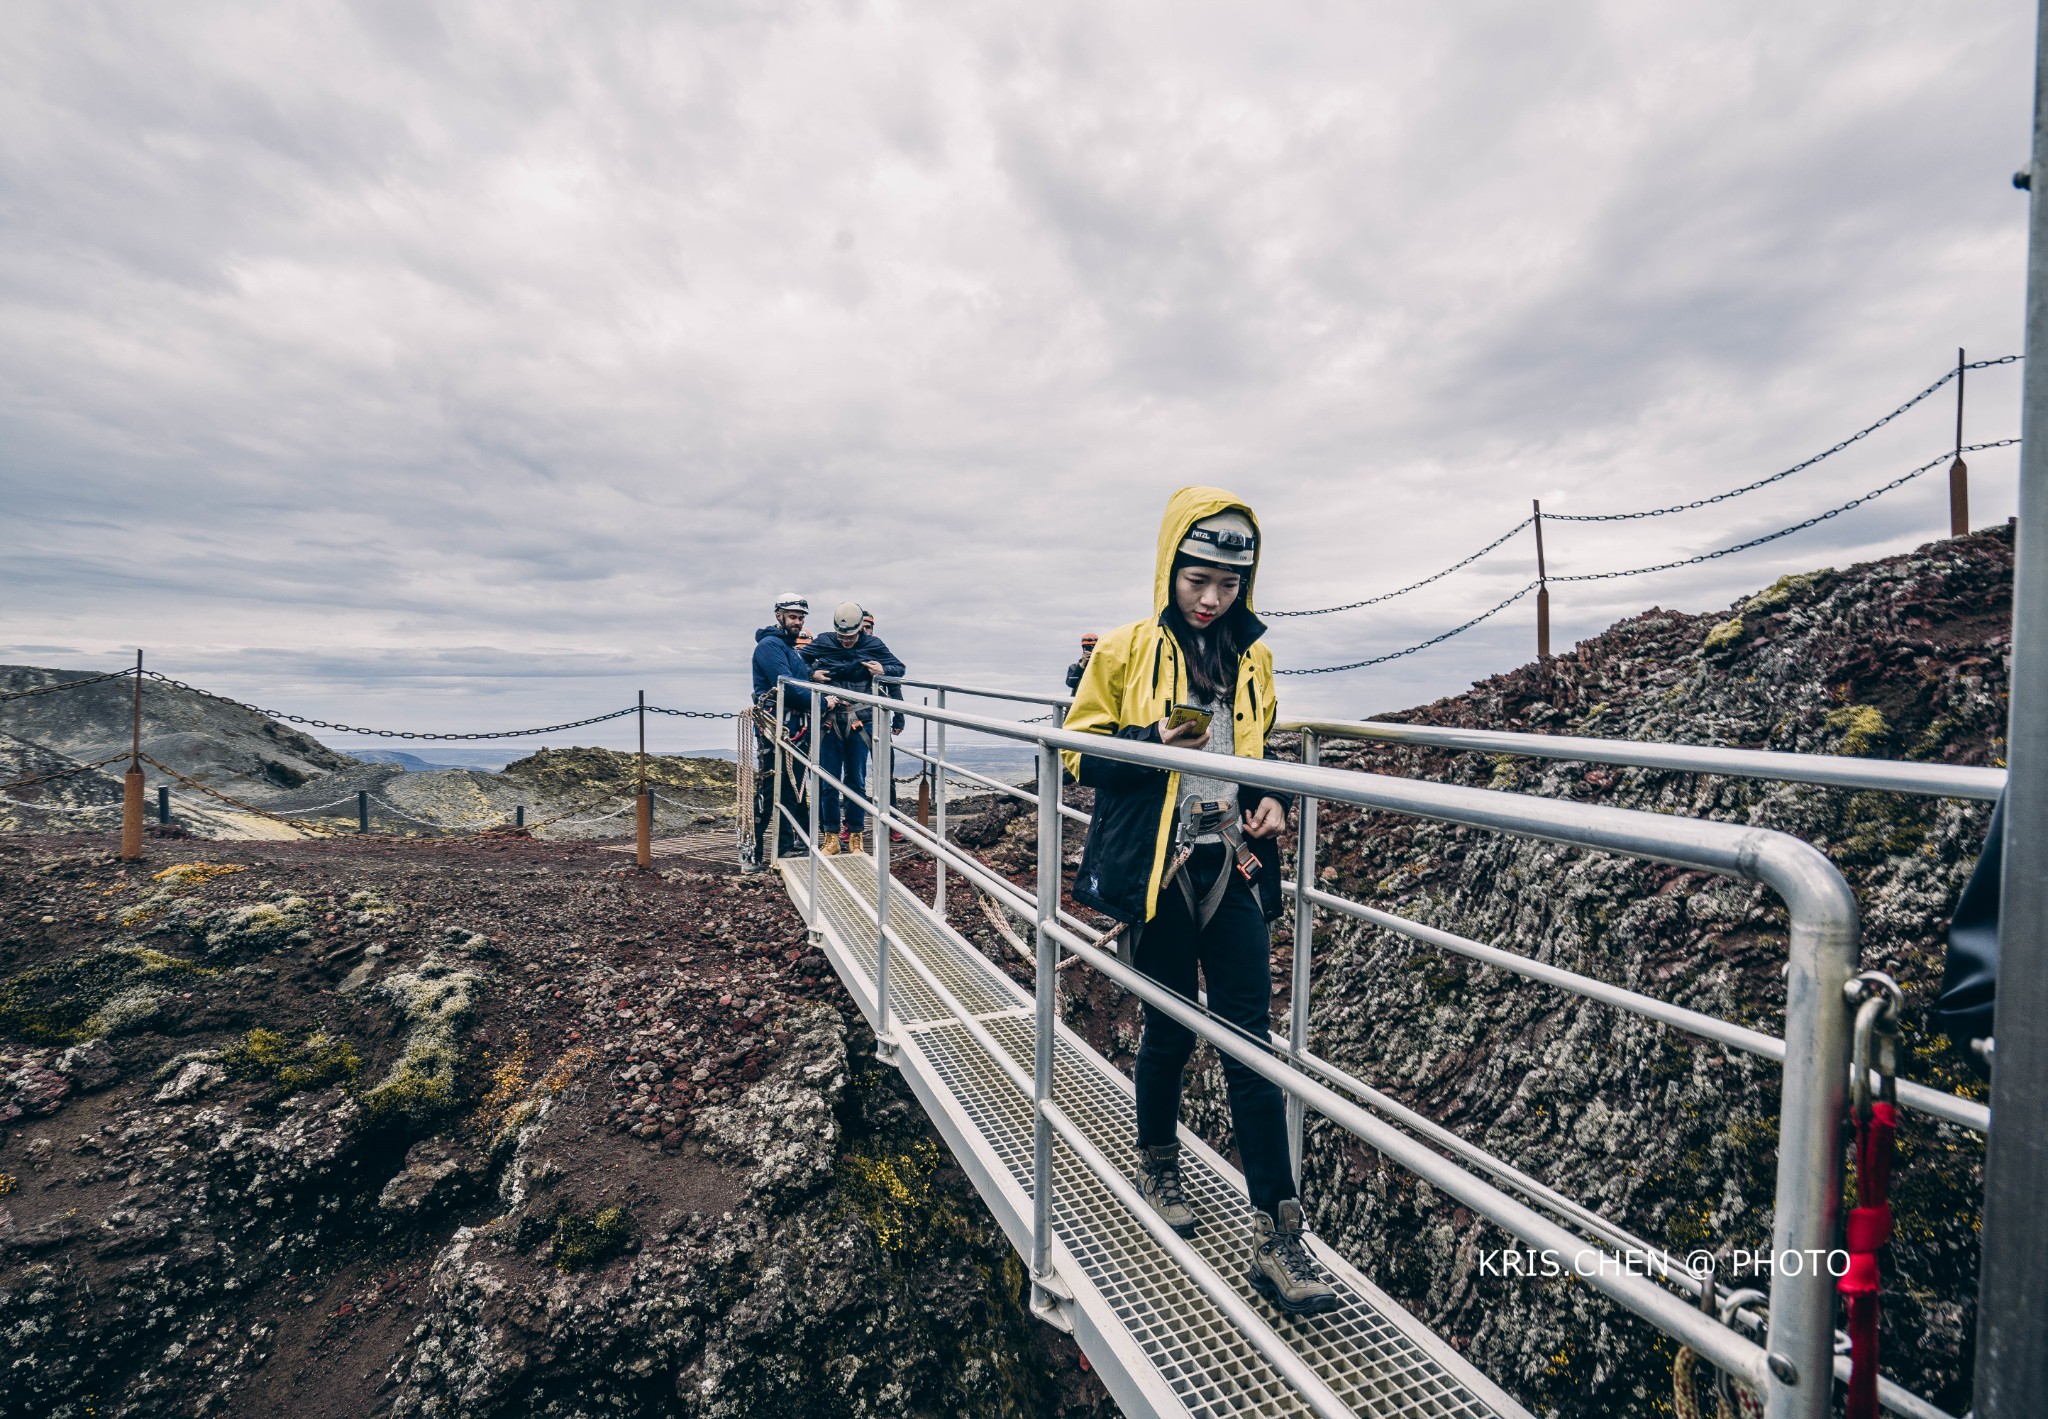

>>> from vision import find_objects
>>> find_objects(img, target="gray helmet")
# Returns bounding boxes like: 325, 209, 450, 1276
832, 601, 864, 634
773, 592, 808, 614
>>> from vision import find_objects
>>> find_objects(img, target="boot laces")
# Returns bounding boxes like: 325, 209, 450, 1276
1150, 1161, 1187, 1210
1267, 1226, 1319, 1284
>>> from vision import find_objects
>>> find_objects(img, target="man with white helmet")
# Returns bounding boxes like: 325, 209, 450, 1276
748, 593, 812, 864
799, 601, 906, 855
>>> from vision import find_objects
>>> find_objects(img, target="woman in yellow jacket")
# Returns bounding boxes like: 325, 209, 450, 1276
1063, 486, 1337, 1316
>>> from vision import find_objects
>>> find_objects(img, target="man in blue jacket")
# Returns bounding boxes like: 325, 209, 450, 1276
800, 601, 906, 855
748, 593, 811, 865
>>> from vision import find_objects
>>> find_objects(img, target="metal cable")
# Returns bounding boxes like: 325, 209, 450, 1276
1264, 517, 1535, 617
139, 670, 641, 740
1551, 440, 2019, 583
139, 753, 346, 836
0, 793, 116, 814
646, 704, 743, 719
1549, 355, 2020, 522
1277, 581, 1542, 676
0, 669, 135, 703
0, 751, 130, 793
366, 794, 508, 832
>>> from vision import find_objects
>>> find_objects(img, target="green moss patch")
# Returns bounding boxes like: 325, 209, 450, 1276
547, 1204, 634, 1270
220, 1027, 362, 1096
835, 1136, 976, 1262
0, 946, 214, 1045
1701, 616, 1746, 654
1743, 569, 1833, 614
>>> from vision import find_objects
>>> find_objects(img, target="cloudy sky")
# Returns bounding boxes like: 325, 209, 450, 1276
2, 1, 2036, 752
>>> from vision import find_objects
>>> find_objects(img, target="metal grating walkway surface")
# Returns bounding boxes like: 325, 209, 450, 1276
781, 852, 1531, 1419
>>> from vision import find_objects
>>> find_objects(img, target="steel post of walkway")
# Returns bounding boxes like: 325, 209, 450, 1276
769, 683, 786, 867
874, 718, 895, 1050
1031, 740, 1063, 1322
1976, 4, 2048, 1410
1287, 729, 1319, 1184
934, 688, 948, 917
807, 685, 823, 943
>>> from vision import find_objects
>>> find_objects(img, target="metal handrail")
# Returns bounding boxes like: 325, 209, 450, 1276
779, 679, 1870, 1416
1278, 717, 2006, 802
886, 676, 1075, 711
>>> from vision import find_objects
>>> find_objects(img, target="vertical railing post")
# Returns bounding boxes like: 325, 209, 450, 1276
933, 688, 949, 917
357, 790, 369, 834
1951, 346, 1971, 538
156, 785, 170, 825
873, 714, 895, 1050
768, 682, 787, 867
1975, 12, 2048, 1412
1287, 729, 1320, 1185
515, 804, 525, 830
1031, 740, 1063, 1312
120, 649, 144, 861
635, 690, 652, 869
807, 684, 822, 941
1532, 501, 1552, 660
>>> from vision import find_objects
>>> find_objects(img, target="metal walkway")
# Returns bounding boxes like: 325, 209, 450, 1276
782, 850, 1531, 1419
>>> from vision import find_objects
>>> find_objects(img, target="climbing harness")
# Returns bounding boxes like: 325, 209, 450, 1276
1166, 797, 1262, 930
1841, 972, 1904, 1419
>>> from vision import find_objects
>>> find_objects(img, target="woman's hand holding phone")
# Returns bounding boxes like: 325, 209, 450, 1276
1157, 714, 1211, 749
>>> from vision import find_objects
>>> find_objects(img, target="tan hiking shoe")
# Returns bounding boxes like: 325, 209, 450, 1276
1135, 1144, 1197, 1237
1248, 1200, 1338, 1315
821, 834, 841, 856
847, 831, 865, 854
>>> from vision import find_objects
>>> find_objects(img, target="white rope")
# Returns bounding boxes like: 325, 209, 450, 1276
0, 793, 117, 814
546, 801, 638, 827
367, 794, 510, 832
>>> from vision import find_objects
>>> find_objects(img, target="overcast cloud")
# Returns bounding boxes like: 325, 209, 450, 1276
1, 0, 2035, 751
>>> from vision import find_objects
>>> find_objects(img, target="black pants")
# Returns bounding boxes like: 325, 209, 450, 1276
1132, 843, 1297, 1217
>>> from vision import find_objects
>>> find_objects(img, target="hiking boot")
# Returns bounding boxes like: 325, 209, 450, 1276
1248, 1200, 1339, 1315
821, 834, 841, 856
847, 831, 865, 854
1134, 1144, 1197, 1237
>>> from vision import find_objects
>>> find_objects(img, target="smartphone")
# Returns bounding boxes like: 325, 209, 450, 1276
1167, 703, 1213, 734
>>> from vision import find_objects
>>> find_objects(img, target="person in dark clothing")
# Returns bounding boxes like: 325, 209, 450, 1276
800, 601, 907, 855
748, 593, 812, 864
1061, 485, 1335, 1317
1065, 632, 1099, 695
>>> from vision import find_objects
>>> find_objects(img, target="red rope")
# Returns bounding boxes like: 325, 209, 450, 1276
1839, 1098, 1897, 1419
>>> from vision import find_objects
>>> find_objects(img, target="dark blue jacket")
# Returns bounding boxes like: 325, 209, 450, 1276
800, 633, 906, 728
752, 626, 809, 699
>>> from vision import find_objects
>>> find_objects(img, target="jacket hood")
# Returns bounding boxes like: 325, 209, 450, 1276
1153, 485, 1262, 614
756, 624, 794, 644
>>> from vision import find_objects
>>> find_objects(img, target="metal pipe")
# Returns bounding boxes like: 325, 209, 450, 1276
1976, 8, 2048, 1412
358, 790, 370, 834
1276, 718, 2005, 801
1534, 500, 1552, 660
635, 690, 651, 869
1291, 883, 1984, 1134
934, 688, 948, 916
807, 685, 822, 939
1287, 728, 1320, 1185
769, 683, 787, 866
156, 785, 169, 825
893, 741, 1092, 825
884, 676, 1074, 710
874, 718, 895, 1047
1031, 742, 1062, 1302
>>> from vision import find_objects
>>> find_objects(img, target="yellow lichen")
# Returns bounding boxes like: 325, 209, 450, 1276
220, 1027, 361, 1095
1702, 617, 1746, 654
1825, 704, 1891, 757
1743, 569, 1832, 614
151, 861, 248, 888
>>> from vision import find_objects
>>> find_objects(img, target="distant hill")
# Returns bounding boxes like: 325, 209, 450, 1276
348, 749, 473, 772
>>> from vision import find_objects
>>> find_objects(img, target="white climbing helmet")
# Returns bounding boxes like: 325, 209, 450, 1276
773, 592, 809, 614
832, 601, 864, 634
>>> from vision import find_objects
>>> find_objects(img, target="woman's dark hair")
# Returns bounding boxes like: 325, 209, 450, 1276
1164, 553, 1249, 702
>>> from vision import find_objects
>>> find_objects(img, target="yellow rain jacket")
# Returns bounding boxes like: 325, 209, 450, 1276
1063, 486, 1290, 924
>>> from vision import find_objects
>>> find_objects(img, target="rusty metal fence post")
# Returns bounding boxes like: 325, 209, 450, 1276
636, 690, 652, 869
120, 650, 144, 861
1952, 346, 1972, 537
1532, 501, 1552, 660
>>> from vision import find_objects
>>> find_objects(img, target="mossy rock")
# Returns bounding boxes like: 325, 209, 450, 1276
361, 959, 477, 1127
1701, 617, 1746, 654
1825, 704, 1891, 757
548, 1204, 633, 1270
1743, 569, 1833, 614
0, 946, 213, 1045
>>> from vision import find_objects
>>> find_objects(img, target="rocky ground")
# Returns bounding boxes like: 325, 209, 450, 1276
0, 831, 1109, 1418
